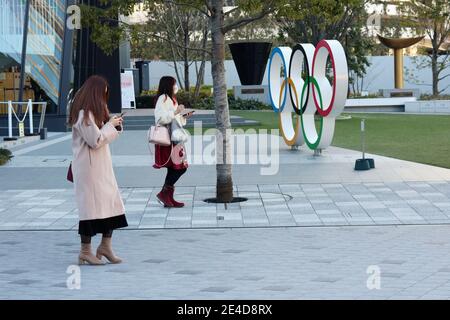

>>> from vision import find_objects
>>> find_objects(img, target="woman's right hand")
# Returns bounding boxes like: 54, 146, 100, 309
109, 116, 123, 128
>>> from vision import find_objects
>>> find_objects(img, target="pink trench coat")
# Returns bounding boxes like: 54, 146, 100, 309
71, 110, 125, 221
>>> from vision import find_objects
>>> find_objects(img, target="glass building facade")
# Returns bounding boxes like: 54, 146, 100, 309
0, 0, 66, 113
0, 0, 124, 133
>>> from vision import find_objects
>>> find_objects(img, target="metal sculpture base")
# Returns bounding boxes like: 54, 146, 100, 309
314, 149, 322, 156
355, 158, 375, 171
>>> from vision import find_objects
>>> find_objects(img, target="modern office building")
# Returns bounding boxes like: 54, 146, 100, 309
0, 0, 125, 134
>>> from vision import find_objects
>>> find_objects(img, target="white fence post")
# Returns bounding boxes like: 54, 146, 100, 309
28, 99, 33, 134
7, 100, 13, 139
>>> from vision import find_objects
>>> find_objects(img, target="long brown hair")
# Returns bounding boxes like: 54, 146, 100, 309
68, 75, 110, 128
156, 76, 177, 104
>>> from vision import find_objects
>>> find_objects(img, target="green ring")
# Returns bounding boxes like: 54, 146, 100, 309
300, 76, 324, 150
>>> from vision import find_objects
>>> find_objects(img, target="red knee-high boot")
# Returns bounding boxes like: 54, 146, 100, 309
166, 186, 184, 208
157, 185, 174, 207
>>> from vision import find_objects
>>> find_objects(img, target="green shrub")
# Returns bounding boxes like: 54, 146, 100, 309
138, 88, 272, 110
176, 90, 212, 108
141, 89, 158, 96
189, 96, 271, 110
0, 148, 13, 166
0, 148, 12, 157
229, 96, 272, 110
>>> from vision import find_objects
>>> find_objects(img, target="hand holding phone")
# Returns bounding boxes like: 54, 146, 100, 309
113, 112, 125, 131
182, 110, 195, 118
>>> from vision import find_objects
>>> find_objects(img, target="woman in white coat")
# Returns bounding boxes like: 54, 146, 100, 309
153, 76, 193, 207
68, 75, 128, 265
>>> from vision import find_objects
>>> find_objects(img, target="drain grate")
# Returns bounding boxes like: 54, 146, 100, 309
43, 158, 68, 163
237, 192, 293, 202
204, 197, 248, 204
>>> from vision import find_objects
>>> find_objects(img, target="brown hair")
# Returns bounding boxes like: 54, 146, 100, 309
68, 75, 110, 128
156, 76, 177, 103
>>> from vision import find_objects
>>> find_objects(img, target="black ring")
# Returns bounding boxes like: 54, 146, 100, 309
288, 44, 310, 116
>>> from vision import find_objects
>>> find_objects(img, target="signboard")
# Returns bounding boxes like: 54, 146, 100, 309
18, 122, 25, 137
120, 70, 136, 109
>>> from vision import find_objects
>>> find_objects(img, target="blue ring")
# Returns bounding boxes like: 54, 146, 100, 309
268, 47, 288, 113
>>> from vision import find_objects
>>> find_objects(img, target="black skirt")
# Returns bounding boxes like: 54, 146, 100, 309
78, 214, 128, 236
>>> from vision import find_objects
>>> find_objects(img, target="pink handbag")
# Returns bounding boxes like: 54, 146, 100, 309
171, 143, 188, 167
148, 124, 171, 146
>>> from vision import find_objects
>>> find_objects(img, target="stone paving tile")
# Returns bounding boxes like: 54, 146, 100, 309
0, 182, 449, 230
0, 225, 447, 298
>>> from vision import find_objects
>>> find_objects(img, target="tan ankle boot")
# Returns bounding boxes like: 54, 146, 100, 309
79, 243, 105, 265
96, 237, 122, 264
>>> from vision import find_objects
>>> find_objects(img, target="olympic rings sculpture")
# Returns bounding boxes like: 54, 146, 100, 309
268, 40, 348, 150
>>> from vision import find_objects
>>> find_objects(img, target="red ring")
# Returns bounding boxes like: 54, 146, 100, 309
312, 40, 336, 117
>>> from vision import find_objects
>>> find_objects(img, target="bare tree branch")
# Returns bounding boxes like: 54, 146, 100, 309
165, 0, 210, 17
140, 30, 211, 55
222, 2, 275, 33
438, 84, 450, 94
438, 73, 450, 81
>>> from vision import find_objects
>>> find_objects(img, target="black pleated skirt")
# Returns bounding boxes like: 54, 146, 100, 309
78, 214, 128, 236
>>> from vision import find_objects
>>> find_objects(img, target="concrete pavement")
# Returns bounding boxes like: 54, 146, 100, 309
1, 129, 450, 299
1, 226, 450, 299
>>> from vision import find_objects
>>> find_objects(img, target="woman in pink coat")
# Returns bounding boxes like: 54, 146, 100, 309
68, 75, 128, 265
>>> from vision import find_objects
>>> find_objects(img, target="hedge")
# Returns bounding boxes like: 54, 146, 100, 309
0, 148, 13, 166
136, 89, 271, 111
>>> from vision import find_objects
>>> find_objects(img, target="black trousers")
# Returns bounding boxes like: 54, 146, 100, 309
164, 167, 187, 186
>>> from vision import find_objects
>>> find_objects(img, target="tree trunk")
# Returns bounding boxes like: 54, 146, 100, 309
431, 51, 439, 96
210, 0, 233, 202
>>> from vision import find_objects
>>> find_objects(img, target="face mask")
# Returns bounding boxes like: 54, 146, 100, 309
173, 84, 179, 95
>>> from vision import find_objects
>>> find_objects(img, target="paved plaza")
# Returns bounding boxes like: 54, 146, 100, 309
1, 130, 450, 299
2, 226, 450, 299
0, 182, 450, 230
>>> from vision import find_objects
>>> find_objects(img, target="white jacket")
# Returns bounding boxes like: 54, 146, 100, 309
154, 94, 189, 143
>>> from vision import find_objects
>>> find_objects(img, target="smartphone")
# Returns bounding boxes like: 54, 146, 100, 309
114, 112, 126, 131
182, 110, 195, 117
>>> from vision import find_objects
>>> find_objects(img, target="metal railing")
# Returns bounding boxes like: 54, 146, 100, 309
0, 100, 47, 139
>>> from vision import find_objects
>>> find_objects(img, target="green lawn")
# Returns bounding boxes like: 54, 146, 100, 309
230, 110, 450, 169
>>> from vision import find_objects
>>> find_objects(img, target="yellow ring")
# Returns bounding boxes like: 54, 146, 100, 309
278, 78, 301, 146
